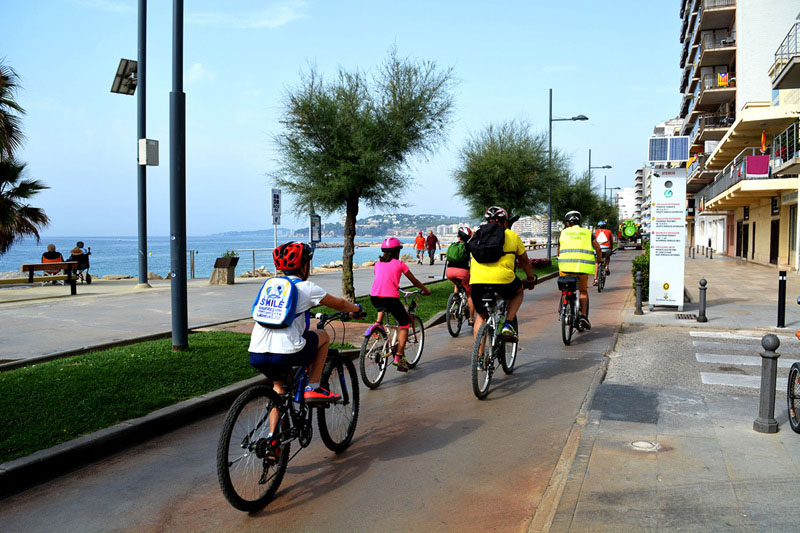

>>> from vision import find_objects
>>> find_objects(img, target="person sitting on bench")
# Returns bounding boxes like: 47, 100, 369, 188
41, 244, 64, 280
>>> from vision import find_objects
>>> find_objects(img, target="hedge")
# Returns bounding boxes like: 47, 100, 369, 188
631, 243, 650, 301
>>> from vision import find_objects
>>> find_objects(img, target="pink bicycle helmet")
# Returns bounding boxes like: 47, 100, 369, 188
381, 237, 403, 250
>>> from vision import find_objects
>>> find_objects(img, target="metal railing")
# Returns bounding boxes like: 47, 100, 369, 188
772, 21, 799, 82
702, 0, 734, 8
772, 120, 799, 170
700, 34, 735, 54
698, 147, 769, 203
691, 113, 733, 143
234, 248, 275, 276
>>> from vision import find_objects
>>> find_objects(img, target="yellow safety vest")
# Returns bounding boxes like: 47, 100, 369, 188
558, 226, 595, 274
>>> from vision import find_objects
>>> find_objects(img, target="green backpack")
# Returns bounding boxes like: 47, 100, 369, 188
446, 242, 467, 263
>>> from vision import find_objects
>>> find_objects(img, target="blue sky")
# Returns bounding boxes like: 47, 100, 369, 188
4, 0, 678, 236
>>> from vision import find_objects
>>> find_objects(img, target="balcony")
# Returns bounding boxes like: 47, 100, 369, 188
772, 120, 800, 176
698, 34, 736, 68
698, 0, 735, 32
771, 21, 800, 90
687, 152, 716, 192
696, 73, 735, 107
698, 147, 797, 210
690, 113, 733, 146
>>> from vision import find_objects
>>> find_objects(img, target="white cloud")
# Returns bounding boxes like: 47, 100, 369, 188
541, 65, 578, 74
75, 0, 134, 14
187, 63, 216, 84
189, 0, 307, 29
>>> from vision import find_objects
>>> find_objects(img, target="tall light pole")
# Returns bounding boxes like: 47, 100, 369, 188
170, 0, 188, 350
588, 148, 612, 183
548, 88, 588, 259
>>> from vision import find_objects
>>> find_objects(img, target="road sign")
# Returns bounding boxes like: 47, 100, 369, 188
271, 188, 281, 227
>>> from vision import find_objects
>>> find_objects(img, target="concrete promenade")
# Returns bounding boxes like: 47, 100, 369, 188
544, 254, 800, 531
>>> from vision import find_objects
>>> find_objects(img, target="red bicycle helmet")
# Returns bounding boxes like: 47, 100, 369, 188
273, 242, 313, 271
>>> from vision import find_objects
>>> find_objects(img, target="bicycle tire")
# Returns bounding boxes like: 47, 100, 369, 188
788, 363, 800, 434
405, 314, 425, 368
471, 323, 493, 399
597, 270, 605, 293
446, 292, 463, 337
500, 317, 518, 374
318, 357, 360, 452
359, 327, 388, 389
217, 385, 289, 512
561, 301, 574, 346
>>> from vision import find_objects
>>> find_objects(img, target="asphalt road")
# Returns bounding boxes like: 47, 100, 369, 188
0, 251, 632, 532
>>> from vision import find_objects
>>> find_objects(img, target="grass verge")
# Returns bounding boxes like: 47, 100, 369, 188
1, 264, 558, 463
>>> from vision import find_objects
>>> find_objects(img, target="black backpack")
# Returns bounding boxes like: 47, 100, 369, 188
466, 222, 508, 264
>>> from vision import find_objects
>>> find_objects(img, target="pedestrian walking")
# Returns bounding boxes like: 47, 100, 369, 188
414, 231, 425, 264
426, 230, 441, 265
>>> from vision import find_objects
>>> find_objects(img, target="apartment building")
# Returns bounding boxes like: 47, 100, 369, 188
633, 168, 644, 223
679, 0, 800, 266
616, 187, 637, 220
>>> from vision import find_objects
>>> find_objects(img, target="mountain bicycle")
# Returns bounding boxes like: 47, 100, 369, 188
446, 279, 470, 337
216, 312, 360, 512
558, 275, 589, 346
359, 289, 425, 389
471, 278, 536, 399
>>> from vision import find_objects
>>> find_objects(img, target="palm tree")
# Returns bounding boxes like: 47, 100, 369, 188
0, 160, 49, 255
0, 60, 26, 161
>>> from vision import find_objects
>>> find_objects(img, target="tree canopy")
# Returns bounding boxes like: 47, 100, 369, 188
0, 60, 25, 162
273, 49, 455, 299
452, 120, 568, 219
0, 160, 49, 254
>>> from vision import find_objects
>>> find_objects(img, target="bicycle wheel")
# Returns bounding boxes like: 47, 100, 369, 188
446, 292, 463, 337
217, 386, 289, 512
471, 323, 493, 399
318, 357, 360, 452
597, 270, 605, 293
788, 363, 800, 434
359, 327, 389, 389
405, 314, 425, 368
500, 317, 518, 374
561, 301, 574, 346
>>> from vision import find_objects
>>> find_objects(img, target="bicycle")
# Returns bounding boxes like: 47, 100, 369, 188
359, 289, 425, 389
216, 311, 360, 512
789, 296, 800, 434
596, 263, 606, 292
446, 279, 470, 337
558, 275, 589, 346
470, 278, 536, 399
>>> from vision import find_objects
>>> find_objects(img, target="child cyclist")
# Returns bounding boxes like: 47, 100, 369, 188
445, 226, 475, 326
370, 237, 430, 371
249, 242, 364, 404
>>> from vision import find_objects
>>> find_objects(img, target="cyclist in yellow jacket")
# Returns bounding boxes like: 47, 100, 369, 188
557, 210, 602, 330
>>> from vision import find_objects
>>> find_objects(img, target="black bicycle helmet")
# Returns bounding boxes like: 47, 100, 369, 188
485, 206, 508, 223
564, 210, 581, 226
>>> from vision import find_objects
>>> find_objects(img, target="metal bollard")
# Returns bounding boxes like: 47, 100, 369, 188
709, 248, 713, 260
634, 271, 644, 315
753, 334, 781, 433
778, 270, 787, 328
697, 278, 708, 322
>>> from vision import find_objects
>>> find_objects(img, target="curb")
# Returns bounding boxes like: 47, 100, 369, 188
0, 305, 450, 498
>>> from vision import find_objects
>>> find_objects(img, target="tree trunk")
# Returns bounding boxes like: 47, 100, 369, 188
341, 196, 359, 301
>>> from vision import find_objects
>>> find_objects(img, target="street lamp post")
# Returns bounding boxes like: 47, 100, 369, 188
548, 88, 588, 259
588, 148, 612, 182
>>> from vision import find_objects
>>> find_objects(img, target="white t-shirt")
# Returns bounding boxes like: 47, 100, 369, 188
248, 277, 327, 354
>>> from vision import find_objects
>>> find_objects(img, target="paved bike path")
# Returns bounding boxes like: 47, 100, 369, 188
0, 252, 631, 531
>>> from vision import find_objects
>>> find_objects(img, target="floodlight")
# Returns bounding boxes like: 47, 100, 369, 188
111, 58, 138, 95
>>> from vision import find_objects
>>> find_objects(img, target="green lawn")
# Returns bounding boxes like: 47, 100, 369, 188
1, 262, 559, 463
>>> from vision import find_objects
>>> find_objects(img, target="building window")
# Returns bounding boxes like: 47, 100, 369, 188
790, 205, 797, 254
743, 206, 749, 220
772, 197, 780, 216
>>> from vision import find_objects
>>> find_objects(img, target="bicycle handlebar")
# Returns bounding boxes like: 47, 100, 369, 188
315, 311, 355, 328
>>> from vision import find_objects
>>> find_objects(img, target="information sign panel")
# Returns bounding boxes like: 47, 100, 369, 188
271, 189, 281, 226
649, 168, 687, 310
310, 214, 322, 242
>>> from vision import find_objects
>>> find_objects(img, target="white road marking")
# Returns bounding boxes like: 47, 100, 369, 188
692, 341, 800, 354
700, 373, 782, 390
690, 331, 797, 343
696, 353, 800, 368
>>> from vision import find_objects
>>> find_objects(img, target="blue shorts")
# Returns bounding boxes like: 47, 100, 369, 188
249, 330, 320, 373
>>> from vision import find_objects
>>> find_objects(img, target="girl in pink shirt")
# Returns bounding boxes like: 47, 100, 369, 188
370, 237, 430, 371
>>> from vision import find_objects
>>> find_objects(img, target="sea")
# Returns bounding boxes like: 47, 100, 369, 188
0, 235, 413, 279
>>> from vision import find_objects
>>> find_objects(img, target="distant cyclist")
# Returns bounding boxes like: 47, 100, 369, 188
445, 226, 475, 326
557, 211, 602, 330
249, 242, 364, 404
468, 206, 536, 341
369, 237, 431, 371
594, 221, 614, 284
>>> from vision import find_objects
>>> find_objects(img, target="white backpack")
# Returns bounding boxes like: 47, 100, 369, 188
252, 277, 302, 328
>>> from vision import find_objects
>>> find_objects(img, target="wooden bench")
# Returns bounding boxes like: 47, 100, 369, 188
0, 262, 79, 295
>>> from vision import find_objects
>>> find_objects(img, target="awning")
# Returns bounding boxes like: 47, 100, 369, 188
706, 102, 800, 170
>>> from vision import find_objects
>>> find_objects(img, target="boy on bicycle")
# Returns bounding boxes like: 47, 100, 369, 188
249, 242, 364, 404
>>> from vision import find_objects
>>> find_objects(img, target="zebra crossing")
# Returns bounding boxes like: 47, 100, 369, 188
690, 330, 800, 390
